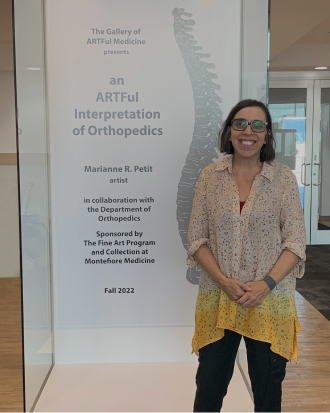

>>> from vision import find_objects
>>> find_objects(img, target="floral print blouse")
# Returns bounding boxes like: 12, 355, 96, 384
187, 155, 306, 362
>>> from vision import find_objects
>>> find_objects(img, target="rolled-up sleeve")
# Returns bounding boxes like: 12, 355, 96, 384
187, 169, 210, 268
280, 172, 306, 278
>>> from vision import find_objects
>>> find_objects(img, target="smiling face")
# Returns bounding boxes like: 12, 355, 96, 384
229, 106, 268, 163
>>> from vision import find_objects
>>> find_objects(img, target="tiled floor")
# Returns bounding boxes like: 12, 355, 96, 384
296, 245, 330, 321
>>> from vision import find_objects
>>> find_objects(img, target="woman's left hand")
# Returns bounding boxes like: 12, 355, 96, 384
236, 280, 270, 308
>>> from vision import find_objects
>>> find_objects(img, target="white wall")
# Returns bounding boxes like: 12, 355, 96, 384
0, 71, 17, 153
0, 69, 20, 278
241, 0, 269, 103
0, 165, 20, 278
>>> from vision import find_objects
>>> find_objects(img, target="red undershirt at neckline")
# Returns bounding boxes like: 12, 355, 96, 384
240, 201, 245, 214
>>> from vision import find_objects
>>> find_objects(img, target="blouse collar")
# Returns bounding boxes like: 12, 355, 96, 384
214, 155, 274, 182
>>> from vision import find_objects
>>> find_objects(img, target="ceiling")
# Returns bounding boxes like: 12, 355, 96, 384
1, 0, 330, 72
269, 0, 330, 71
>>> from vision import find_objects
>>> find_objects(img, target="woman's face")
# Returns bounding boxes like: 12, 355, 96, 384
229, 106, 267, 162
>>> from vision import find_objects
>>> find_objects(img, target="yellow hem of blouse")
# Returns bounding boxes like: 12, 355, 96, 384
192, 289, 302, 363
192, 324, 302, 363
192, 323, 302, 362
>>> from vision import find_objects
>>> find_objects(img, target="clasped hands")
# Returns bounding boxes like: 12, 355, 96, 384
220, 278, 270, 308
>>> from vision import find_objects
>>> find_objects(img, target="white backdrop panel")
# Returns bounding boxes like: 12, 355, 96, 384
46, 0, 241, 361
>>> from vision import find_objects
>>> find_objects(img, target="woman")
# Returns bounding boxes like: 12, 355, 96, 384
188, 99, 306, 412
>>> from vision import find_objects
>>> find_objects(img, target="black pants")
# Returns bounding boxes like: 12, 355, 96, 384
194, 330, 287, 412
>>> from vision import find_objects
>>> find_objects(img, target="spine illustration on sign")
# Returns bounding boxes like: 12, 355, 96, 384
173, 8, 222, 285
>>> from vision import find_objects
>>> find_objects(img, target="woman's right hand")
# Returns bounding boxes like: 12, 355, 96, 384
219, 278, 252, 301
193, 245, 251, 301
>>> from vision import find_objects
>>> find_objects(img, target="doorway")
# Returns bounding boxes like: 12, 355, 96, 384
269, 74, 330, 245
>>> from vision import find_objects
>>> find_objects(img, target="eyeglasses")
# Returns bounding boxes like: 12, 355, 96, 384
231, 118, 268, 133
